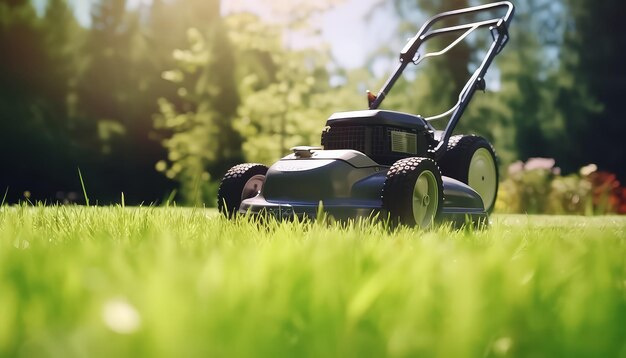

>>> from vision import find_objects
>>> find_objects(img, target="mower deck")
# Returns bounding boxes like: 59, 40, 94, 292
239, 150, 488, 226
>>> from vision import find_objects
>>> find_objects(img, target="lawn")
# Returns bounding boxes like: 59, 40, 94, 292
1, 206, 625, 357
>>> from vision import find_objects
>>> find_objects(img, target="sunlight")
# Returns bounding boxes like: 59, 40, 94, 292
102, 298, 142, 335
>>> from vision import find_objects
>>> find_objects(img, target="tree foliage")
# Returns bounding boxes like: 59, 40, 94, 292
555, 0, 626, 180
154, 24, 242, 205
0, 1, 79, 202
227, 14, 338, 164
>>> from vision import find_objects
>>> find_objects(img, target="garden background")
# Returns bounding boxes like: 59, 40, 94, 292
1, 0, 625, 213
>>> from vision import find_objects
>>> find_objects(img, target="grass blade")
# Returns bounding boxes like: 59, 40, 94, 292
1, 187, 7, 206
78, 167, 90, 207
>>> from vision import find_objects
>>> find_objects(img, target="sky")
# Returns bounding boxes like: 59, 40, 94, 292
221, 0, 397, 68
33, 0, 397, 69
319, 0, 397, 68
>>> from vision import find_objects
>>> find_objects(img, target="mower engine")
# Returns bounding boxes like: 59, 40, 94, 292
321, 110, 436, 165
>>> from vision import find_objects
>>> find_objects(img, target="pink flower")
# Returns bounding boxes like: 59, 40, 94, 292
508, 161, 524, 175
524, 157, 555, 171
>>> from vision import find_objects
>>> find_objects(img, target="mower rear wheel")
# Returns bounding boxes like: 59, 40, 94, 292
217, 163, 268, 218
382, 157, 443, 228
438, 135, 499, 213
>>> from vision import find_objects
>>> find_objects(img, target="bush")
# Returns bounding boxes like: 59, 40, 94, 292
496, 159, 626, 215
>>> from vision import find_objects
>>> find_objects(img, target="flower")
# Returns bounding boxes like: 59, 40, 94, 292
508, 161, 524, 175
524, 157, 555, 171
580, 163, 598, 177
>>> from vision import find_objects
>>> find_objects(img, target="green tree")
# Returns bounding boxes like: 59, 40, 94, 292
226, 12, 363, 164
154, 19, 243, 205
484, 0, 564, 166
73, 0, 174, 203
153, 2, 359, 205
41, 0, 80, 121
555, 0, 626, 180
0, 0, 80, 202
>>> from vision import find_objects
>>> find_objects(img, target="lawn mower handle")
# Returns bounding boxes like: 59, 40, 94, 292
399, 1, 514, 64
368, 2, 515, 160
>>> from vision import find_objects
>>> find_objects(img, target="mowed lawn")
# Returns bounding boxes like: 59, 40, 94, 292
1, 206, 624, 357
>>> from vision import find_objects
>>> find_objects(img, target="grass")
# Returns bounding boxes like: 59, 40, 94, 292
0, 206, 625, 357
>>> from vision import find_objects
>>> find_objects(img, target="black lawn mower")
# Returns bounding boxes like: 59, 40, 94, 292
218, 2, 515, 227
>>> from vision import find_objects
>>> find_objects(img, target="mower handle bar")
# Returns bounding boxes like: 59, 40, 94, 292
399, 1, 514, 64
367, 1, 515, 160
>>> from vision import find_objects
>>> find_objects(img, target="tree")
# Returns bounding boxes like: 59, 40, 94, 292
153, 2, 362, 205
154, 17, 243, 205
226, 12, 364, 165
73, 0, 175, 204
488, 0, 564, 166
41, 0, 79, 121
555, 0, 626, 181
0, 0, 81, 202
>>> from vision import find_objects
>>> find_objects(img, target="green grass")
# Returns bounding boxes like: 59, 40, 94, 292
1, 206, 625, 357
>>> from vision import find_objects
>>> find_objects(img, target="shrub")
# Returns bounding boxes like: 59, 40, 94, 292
496, 159, 626, 215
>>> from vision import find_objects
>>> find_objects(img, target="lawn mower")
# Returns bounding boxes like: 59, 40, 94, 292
218, 1, 515, 227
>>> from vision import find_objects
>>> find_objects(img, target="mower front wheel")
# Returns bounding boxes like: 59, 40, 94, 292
217, 163, 268, 218
382, 157, 443, 228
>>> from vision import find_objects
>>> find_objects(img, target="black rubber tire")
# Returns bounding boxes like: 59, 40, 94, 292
217, 163, 268, 218
382, 157, 444, 228
438, 135, 499, 213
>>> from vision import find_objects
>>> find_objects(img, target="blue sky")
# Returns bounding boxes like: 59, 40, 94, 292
34, 0, 397, 69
